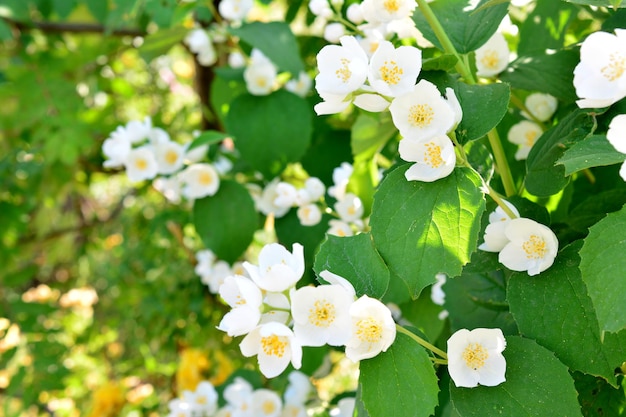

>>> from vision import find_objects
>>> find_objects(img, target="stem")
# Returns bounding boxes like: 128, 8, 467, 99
396, 324, 448, 360
509, 93, 547, 130
430, 357, 448, 365
485, 184, 518, 219
415, 0, 475, 84
487, 129, 516, 197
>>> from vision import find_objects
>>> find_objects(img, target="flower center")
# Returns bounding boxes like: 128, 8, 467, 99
198, 171, 213, 186
383, 0, 400, 12
601, 52, 626, 81
261, 334, 287, 357
165, 149, 179, 165
135, 158, 148, 171
262, 400, 276, 415
256, 77, 268, 87
408, 104, 434, 128
356, 317, 382, 343
423, 142, 443, 168
379, 60, 403, 85
522, 234, 547, 259
196, 395, 207, 404
335, 58, 352, 83
309, 300, 336, 327
462, 343, 489, 370
480, 50, 500, 70
524, 130, 538, 147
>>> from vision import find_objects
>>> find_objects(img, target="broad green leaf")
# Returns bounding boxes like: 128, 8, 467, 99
557, 134, 626, 175
399, 290, 446, 343
413, 0, 509, 54
187, 130, 231, 151
225, 90, 313, 179
422, 54, 458, 72
210, 75, 247, 125
451, 337, 583, 417
229, 22, 304, 75
574, 373, 626, 417
579, 204, 626, 332
301, 118, 352, 185
517, 0, 577, 56
360, 332, 439, 417
314, 233, 390, 299
193, 180, 257, 263
445, 268, 518, 335
508, 242, 619, 386
0, 19, 11, 41
564, 0, 626, 7
347, 157, 378, 216
370, 165, 485, 298
85, 0, 108, 22
351, 112, 396, 158
455, 83, 510, 143
525, 109, 595, 197
500, 49, 580, 103
52, 0, 76, 19
139, 26, 189, 62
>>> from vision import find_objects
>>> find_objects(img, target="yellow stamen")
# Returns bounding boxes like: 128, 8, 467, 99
423, 142, 443, 168
198, 171, 212, 186
383, 0, 400, 12
309, 300, 336, 327
379, 60, 403, 85
356, 317, 382, 343
261, 335, 287, 357
135, 158, 148, 171
601, 52, 626, 81
522, 235, 547, 259
481, 50, 500, 70
408, 104, 434, 128
165, 149, 179, 165
335, 58, 352, 83
463, 343, 489, 370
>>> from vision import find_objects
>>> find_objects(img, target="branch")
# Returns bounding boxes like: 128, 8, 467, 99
4, 17, 146, 37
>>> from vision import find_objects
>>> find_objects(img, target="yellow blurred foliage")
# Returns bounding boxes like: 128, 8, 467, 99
86, 381, 125, 417
176, 348, 210, 392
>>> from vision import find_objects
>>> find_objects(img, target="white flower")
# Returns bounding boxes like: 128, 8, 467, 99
368, 40, 421, 97
360, 0, 417, 23
479, 201, 520, 253
318, 270, 357, 298
475, 32, 510, 78
201, 260, 233, 293
324, 23, 346, 44
167, 399, 191, 417
445, 87, 463, 128
185, 29, 217, 66
574, 30, 626, 108
346, 3, 364, 23
274, 182, 298, 208
431, 273, 446, 306
330, 397, 355, 417
124, 146, 158, 183
297, 204, 323, 226
345, 295, 396, 361
507, 120, 543, 160
315, 36, 369, 97
281, 404, 307, 417
387, 16, 420, 39
327, 219, 354, 237
229, 51, 246, 68
178, 163, 220, 199
218, 275, 263, 337
295, 177, 325, 205
261, 292, 292, 326
243, 243, 305, 292
252, 389, 283, 417
240, 322, 303, 378
389, 79, 456, 140
524, 93, 558, 122
606, 114, 626, 180
447, 328, 507, 388
182, 381, 218, 414
219, 0, 253, 21
290, 284, 353, 346
309, 0, 332, 18
121, 116, 153, 144
223, 377, 254, 415
314, 91, 352, 115
285, 72, 312, 98
195, 249, 216, 278
148, 127, 171, 145
184, 143, 208, 164
353, 93, 391, 112
102, 133, 131, 169
498, 218, 559, 276
255, 179, 292, 218
284, 371, 312, 406
398, 135, 456, 182
244, 54, 278, 96
152, 176, 182, 204
328, 162, 353, 200
154, 140, 185, 175
334, 193, 364, 222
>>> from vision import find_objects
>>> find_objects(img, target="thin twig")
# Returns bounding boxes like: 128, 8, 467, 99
4, 18, 146, 37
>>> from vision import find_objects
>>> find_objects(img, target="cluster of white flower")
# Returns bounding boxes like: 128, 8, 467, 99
430, 273, 448, 320
507, 93, 557, 160
167, 371, 318, 417
184, 28, 218, 66
249, 177, 326, 226
447, 328, 507, 388
474, 32, 510, 78
216, 242, 396, 378
326, 162, 368, 236
479, 202, 559, 276
101, 117, 223, 202
309, 0, 419, 44
195, 249, 247, 294
574, 29, 626, 109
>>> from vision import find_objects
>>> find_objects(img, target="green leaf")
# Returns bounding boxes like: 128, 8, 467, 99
455, 82, 510, 143
187, 130, 231, 151
225, 90, 313, 179
500, 49, 580, 103
370, 165, 486, 298
139, 26, 188, 62
508, 242, 620, 386
229, 22, 304, 75
451, 337, 583, 417
314, 233, 390, 299
525, 109, 596, 197
52, 0, 76, 19
574, 373, 626, 417
0, 19, 12, 41
557, 134, 626, 175
412, 0, 509, 54
422, 54, 459, 72
351, 112, 396, 159
193, 180, 257, 263
517, 0, 577, 56
564, 0, 626, 7
85, 0, 108, 22
210, 75, 247, 125
359, 332, 439, 417
579, 204, 626, 332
